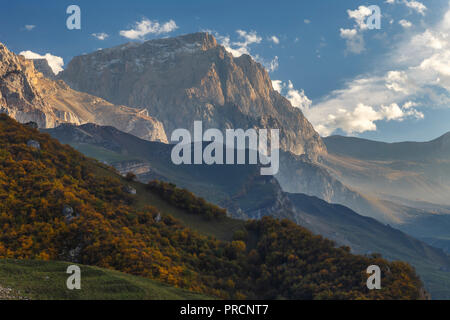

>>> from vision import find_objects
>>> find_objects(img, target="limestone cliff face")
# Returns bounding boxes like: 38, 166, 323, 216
32, 59, 56, 80
59, 32, 326, 159
0, 43, 167, 143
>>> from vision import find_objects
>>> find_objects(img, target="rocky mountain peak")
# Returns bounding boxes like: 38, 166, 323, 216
0, 41, 168, 143
166, 32, 219, 50
60, 33, 327, 160
32, 59, 56, 80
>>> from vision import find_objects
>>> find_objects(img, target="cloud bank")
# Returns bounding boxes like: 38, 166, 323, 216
120, 18, 178, 40
19, 50, 64, 75
305, 5, 450, 136
92, 33, 109, 40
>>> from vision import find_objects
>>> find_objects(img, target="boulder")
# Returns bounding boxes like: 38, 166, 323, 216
124, 185, 137, 195
62, 205, 78, 222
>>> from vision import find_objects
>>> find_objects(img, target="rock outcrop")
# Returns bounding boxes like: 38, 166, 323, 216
59, 32, 326, 160
62, 205, 78, 223
0, 42, 168, 143
26, 139, 40, 149
124, 185, 137, 195
32, 59, 56, 80
113, 160, 152, 176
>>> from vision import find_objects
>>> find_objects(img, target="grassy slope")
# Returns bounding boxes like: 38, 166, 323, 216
90, 160, 247, 242
0, 259, 210, 300
73, 145, 450, 299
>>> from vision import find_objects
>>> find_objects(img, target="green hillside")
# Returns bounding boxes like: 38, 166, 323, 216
43, 122, 450, 299
0, 259, 210, 300
0, 114, 426, 299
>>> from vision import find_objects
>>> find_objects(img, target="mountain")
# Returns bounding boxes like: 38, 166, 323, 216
0, 42, 167, 143
275, 151, 411, 223
43, 122, 293, 219
58, 32, 325, 160
0, 114, 427, 300
56, 32, 397, 223
31, 59, 56, 80
322, 134, 450, 258
44, 122, 450, 298
324, 133, 450, 161
322, 134, 450, 208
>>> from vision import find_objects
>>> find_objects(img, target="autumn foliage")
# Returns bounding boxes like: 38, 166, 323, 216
0, 114, 425, 299
147, 180, 227, 220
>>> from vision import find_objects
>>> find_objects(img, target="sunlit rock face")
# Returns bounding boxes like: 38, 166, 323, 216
0, 42, 168, 143
59, 32, 326, 160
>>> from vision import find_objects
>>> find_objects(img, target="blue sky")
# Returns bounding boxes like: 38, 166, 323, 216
1, 0, 450, 142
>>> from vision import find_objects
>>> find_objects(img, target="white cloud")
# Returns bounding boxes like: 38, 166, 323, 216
234, 30, 263, 53
119, 18, 178, 40
340, 28, 365, 54
311, 101, 423, 136
216, 30, 262, 57
286, 81, 312, 111
385, 71, 414, 94
272, 80, 312, 112
267, 56, 279, 72
340, 28, 358, 38
347, 6, 373, 30
304, 72, 425, 136
399, 19, 413, 28
339, 5, 375, 54
24, 25, 35, 31
269, 36, 280, 44
19, 51, 64, 75
386, 0, 427, 15
272, 80, 283, 93
404, 0, 427, 15
215, 30, 278, 72
92, 32, 109, 40
306, 4, 450, 136
304, 19, 311, 24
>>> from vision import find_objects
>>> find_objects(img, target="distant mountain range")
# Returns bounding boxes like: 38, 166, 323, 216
324, 133, 450, 161
322, 134, 450, 214
323, 134, 450, 257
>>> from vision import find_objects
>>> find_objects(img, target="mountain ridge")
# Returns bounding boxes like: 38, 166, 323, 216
44, 121, 450, 298
0, 114, 426, 300
324, 132, 450, 161
0, 42, 168, 143
58, 32, 326, 160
